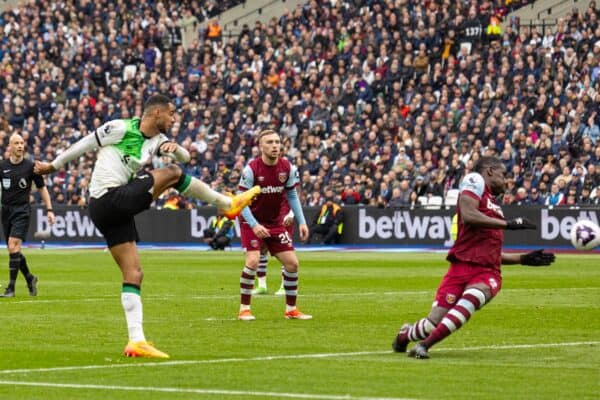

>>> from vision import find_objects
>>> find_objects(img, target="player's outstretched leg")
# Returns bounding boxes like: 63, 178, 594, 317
172, 172, 260, 218
252, 254, 268, 295
409, 288, 486, 359
392, 318, 436, 353
223, 186, 261, 219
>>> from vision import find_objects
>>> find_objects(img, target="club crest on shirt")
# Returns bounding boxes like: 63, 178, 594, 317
446, 293, 457, 304
278, 172, 287, 183
258, 176, 264, 182
250, 240, 259, 248
2, 178, 10, 189
18, 178, 27, 189
486, 198, 504, 217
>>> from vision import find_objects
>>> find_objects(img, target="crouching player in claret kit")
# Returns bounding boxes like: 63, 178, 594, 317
392, 156, 555, 359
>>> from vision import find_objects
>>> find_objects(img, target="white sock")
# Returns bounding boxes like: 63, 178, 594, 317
121, 292, 146, 343
257, 276, 267, 289
286, 305, 296, 312
181, 177, 232, 209
240, 304, 251, 312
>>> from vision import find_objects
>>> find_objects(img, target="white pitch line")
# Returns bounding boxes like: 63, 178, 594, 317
0, 291, 432, 305
5, 286, 597, 305
0, 380, 415, 400
0, 341, 597, 376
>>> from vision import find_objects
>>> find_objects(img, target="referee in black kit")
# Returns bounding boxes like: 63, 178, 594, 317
1, 134, 55, 297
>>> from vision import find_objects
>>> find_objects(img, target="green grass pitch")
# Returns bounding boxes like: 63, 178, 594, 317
0, 250, 597, 399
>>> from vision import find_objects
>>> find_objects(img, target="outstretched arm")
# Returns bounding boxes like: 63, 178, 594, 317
460, 195, 507, 229
460, 195, 536, 230
35, 120, 126, 175
35, 133, 99, 175
503, 249, 555, 266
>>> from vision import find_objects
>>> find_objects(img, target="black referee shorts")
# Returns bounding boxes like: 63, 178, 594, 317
1, 204, 31, 241
89, 173, 154, 248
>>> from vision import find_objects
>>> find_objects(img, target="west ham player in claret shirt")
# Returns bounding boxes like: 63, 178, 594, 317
392, 156, 555, 359
237, 130, 312, 321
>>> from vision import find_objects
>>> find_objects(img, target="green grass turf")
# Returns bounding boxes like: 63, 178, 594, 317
0, 250, 597, 400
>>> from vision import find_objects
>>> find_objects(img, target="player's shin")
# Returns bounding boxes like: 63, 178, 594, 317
18, 253, 31, 278
121, 283, 145, 343
256, 255, 268, 288
404, 317, 436, 342
393, 318, 435, 352
421, 288, 486, 349
282, 269, 298, 311
8, 253, 20, 289
176, 174, 231, 209
240, 266, 256, 310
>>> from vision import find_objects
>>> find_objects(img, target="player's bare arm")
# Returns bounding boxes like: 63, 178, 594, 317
34, 161, 56, 175
459, 195, 506, 228
159, 142, 191, 162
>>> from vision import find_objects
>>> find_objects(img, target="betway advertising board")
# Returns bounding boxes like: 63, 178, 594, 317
26, 206, 600, 248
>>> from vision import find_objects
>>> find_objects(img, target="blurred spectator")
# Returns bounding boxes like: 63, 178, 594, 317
203, 209, 234, 250
307, 190, 344, 245
0, 0, 596, 210
545, 183, 565, 206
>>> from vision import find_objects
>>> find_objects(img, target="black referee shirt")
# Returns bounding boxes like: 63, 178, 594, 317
0, 158, 45, 207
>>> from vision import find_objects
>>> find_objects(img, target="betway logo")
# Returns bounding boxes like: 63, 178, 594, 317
359, 209, 452, 243
36, 209, 102, 237
261, 186, 284, 194
190, 209, 240, 238
541, 209, 599, 240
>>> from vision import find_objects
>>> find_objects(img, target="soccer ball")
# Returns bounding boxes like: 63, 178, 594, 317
570, 220, 600, 251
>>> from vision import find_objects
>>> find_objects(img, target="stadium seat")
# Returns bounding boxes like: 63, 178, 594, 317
445, 189, 460, 208
425, 196, 443, 210
417, 196, 428, 207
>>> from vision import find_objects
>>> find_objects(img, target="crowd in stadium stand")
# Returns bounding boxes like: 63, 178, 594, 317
0, 0, 599, 210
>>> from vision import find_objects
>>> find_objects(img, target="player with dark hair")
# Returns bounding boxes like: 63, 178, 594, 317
35, 94, 260, 358
392, 156, 555, 359
237, 130, 311, 320
1, 133, 55, 297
